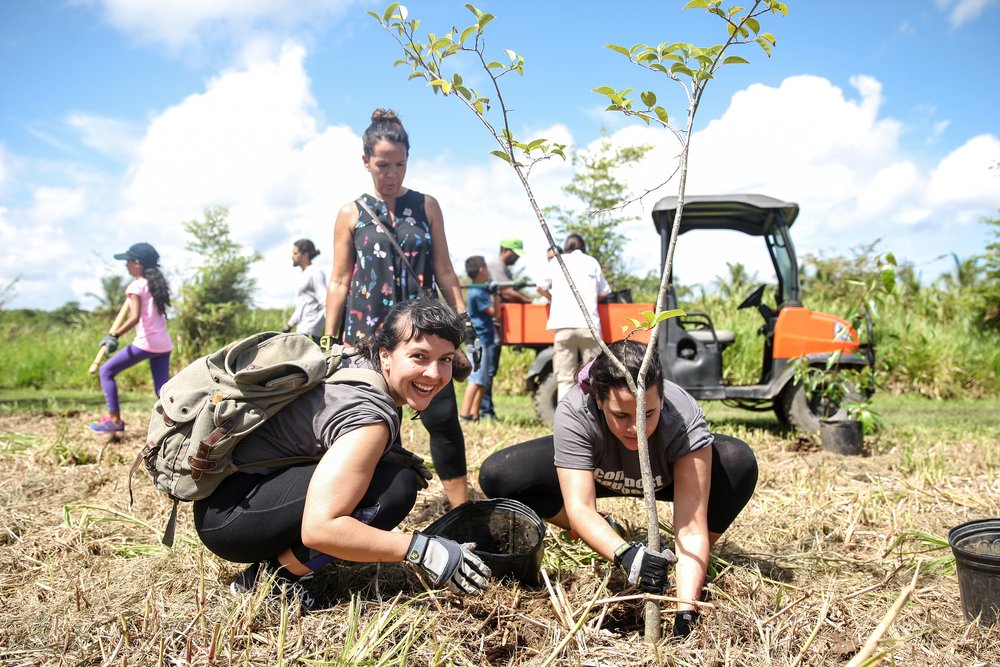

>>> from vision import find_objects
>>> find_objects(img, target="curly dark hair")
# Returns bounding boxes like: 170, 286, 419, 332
143, 266, 171, 316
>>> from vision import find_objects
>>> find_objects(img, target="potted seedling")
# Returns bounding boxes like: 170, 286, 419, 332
791, 251, 895, 454
792, 352, 877, 455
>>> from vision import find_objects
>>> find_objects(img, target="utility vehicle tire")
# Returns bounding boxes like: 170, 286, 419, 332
779, 381, 861, 434
532, 372, 558, 426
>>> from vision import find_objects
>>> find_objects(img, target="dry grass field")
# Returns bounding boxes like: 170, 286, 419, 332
1, 397, 998, 666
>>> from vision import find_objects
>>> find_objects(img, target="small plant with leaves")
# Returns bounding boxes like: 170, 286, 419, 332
622, 308, 686, 340
793, 251, 897, 435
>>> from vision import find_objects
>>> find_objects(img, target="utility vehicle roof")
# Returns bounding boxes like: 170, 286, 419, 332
652, 194, 800, 236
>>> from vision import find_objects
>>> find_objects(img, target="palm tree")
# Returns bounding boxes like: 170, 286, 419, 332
713, 262, 758, 300
87, 274, 128, 315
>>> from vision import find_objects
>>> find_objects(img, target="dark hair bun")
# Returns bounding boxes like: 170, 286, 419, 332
371, 108, 402, 125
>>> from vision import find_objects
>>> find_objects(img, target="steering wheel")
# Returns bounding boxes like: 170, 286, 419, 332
737, 284, 767, 310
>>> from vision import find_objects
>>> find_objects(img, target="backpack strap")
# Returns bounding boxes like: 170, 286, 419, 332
327, 367, 389, 395
356, 197, 425, 296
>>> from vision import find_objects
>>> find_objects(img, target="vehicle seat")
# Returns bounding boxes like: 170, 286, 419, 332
688, 328, 736, 349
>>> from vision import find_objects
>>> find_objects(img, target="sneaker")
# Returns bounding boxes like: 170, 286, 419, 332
229, 560, 318, 612
89, 416, 125, 433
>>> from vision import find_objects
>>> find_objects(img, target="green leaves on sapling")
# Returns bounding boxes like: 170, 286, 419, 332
622, 308, 686, 337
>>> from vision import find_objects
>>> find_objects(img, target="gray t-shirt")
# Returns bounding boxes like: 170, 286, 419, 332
553, 381, 713, 494
234, 358, 398, 470
486, 256, 513, 284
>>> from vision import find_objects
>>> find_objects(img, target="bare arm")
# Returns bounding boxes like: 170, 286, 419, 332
424, 194, 465, 314
300, 423, 412, 562
500, 286, 532, 304
557, 467, 627, 561
671, 446, 712, 611
537, 287, 552, 302
114, 293, 141, 336
324, 203, 359, 337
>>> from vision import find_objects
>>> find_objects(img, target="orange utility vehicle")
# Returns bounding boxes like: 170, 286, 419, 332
513, 194, 873, 432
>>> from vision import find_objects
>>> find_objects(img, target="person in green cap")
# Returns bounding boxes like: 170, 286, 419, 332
482, 238, 532, 419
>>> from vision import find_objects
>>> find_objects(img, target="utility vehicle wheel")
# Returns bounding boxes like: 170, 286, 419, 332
532, 372, 558, 426
779, 381, 861, 434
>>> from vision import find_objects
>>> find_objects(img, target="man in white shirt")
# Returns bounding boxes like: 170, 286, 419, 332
284, 239, 327, 343
538, 234, 611, 399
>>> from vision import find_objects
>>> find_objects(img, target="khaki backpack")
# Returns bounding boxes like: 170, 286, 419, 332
130, 331, 386, 545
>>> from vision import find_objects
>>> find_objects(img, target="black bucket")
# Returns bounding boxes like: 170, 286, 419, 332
422, 498, 545, 586
819, 419, 863, 456
948, 518, 1000, 626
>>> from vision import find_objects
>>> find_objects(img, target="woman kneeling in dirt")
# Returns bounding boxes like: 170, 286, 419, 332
194, 299, 491, 611
479, 340, 757, 637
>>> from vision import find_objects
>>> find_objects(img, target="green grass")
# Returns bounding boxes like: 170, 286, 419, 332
0, 390, 153, 415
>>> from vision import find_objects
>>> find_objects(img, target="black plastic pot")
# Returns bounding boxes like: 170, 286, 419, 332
819, 418, 863, 455
422, 498, 545, 585
949, 518, 1000, 626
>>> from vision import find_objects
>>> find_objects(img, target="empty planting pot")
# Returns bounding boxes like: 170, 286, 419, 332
948, 518, 1000, 626
422, 498, 545, 585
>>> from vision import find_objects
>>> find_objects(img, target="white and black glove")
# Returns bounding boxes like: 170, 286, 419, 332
614, 541, 678, 593
98, 334, 119, 355
406, 532, 492, 594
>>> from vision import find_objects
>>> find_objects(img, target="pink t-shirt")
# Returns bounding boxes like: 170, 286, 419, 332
127, 278, 173, 353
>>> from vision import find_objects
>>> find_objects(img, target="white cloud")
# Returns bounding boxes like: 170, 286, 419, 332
82, 0, 358, 51
30, 186, 87, 224
592, 74, 999, 291
6, 49, 1000, 311
66, 113, 141, 162
934, 0, 1000, 28
926, 134, 1000, 206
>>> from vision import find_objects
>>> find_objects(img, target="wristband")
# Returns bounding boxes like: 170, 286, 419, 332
406, 533, 429, 564
612, 541, 633, 566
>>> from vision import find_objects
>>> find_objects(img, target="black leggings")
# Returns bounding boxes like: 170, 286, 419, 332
479, 434, 758, 534
415, 380, 467, 481
194, 459, 422, 567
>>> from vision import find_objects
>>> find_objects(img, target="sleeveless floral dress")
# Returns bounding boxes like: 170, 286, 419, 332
344, 190, 436, 342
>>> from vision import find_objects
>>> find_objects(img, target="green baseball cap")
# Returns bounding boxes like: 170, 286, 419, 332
500, 238, 524, 254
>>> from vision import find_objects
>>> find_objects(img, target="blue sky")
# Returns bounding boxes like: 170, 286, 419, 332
1, 0, 998, 311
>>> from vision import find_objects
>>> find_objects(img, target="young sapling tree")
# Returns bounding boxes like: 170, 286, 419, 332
372, 0, 786, 641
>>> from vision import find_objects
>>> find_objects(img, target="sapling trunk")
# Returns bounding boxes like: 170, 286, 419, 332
374, 0, 785, 647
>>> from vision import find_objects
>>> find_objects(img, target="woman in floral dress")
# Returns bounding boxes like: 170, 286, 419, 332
325, 108, 472, 508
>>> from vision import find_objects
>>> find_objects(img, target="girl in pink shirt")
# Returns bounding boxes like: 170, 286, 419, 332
90, 242, 173, 433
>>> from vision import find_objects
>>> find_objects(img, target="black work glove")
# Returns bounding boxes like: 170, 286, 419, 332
405, 532, 492, 594
673, 610, 700, 637
281, 324, 292, 333
383, 447, 432, 489
98, 334, 119, 355
487, 281, 499, 295
459, 312, 482, 372
614, 541, 678, 593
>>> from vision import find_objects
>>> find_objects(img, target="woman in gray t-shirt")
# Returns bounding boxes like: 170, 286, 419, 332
480, 340, 757, 637
195, 300, 491, 610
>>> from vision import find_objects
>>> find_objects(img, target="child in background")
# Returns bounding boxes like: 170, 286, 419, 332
90, 242, 173, 433
459, 256, 497, 422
